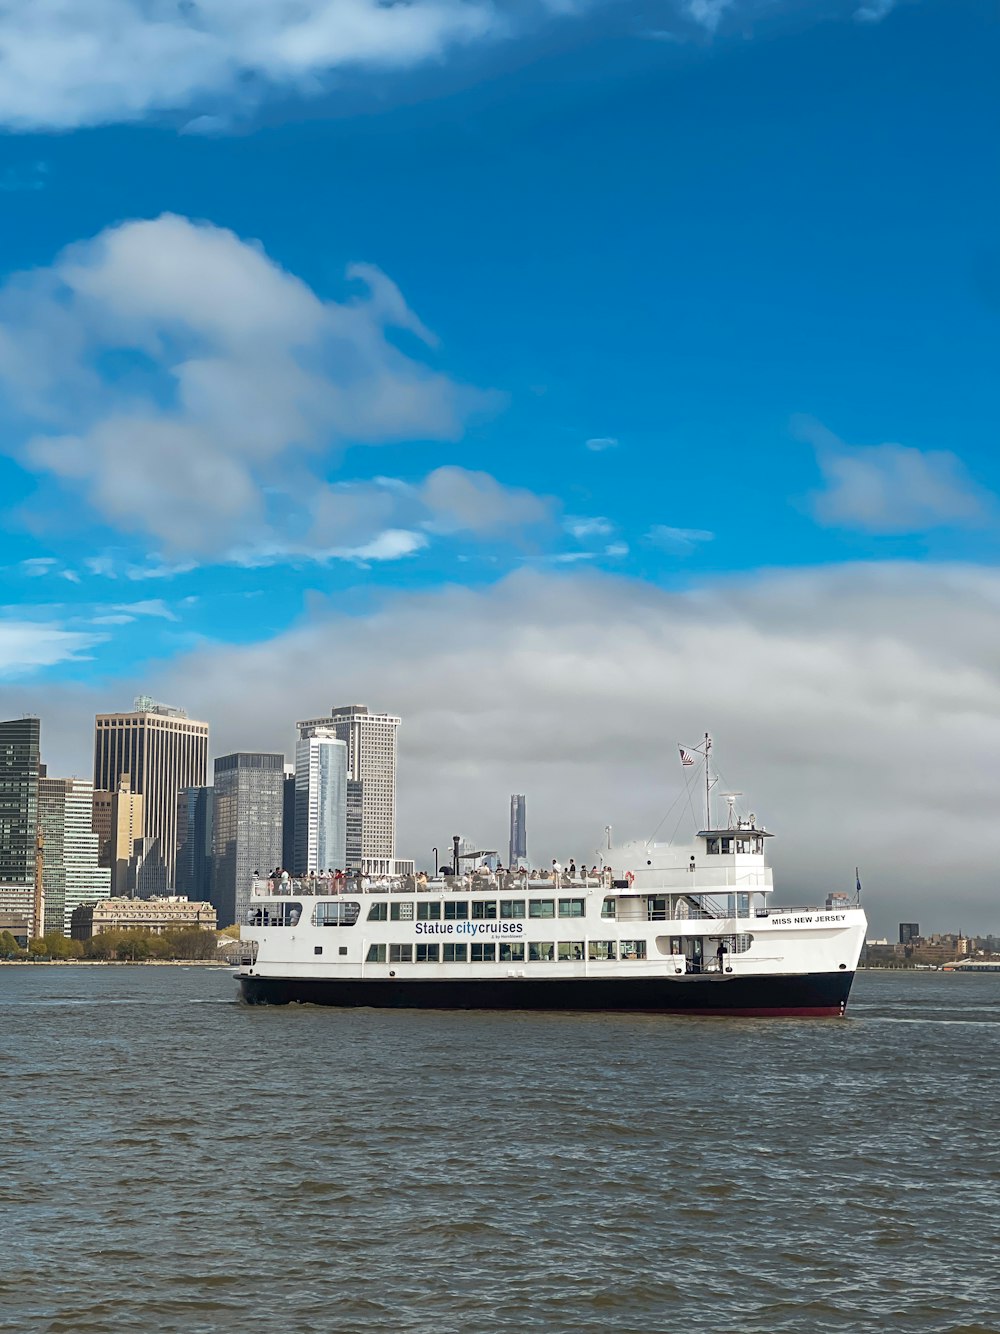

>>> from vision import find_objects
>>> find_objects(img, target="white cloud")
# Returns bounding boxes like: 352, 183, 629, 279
605, 541, 629, 557
111, 599, 179, 621
12, 560, 1000, 929
0, 214, 498, 557
418, 466, 552, 535
800, 418, 990, 533
584, 436, 619, 452
683, 0, 734, 33
20, 557, 58, 576
647, 525, 714, 551
854, 0, 896, 21
565, 516, 613, 540
0, 618, 104, 678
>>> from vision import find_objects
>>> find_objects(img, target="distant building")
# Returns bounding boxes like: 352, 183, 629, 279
71, 896, 217, 940
176, 785, 213, 902
899, 922, 920, 945
297, 706, 400, 874
294, 729, 348, 875
212, 753, 284, 928
93, 698, 208, 892
282, 768, 296, 872
0, 716, 41, 937
92, 775, 144, 896
38, 776, 110, 934
509, 794, 527, 868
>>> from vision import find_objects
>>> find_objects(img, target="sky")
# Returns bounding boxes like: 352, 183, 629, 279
0, 0, 998, 934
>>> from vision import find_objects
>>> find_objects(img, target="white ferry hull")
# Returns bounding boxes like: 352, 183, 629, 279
238, 969, 856, 1017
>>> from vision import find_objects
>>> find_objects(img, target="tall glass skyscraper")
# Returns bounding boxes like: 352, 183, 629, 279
0, 716, 41, 936
509, 794, 527, 868
212, 754, 284, 928
294, 730, 348, 875
38, 777, 110, 934
176, 785, 214, 902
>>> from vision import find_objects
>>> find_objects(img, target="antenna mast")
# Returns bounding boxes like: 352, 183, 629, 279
704, 732, 712, 829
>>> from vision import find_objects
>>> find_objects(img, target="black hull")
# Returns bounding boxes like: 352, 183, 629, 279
238, 970, 855, 1017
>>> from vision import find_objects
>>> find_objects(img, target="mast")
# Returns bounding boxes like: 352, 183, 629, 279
704, 732, 712, 830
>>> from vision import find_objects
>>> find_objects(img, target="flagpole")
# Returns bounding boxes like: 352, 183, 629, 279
704, 732, 712, 829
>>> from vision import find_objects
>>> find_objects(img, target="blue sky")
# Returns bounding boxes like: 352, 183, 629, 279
0, 0, 998, 923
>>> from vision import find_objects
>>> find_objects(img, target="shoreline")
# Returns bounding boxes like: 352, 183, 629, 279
0, 958, 235, 967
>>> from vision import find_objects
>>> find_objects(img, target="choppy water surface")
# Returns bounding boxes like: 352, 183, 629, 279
2, 967, 999, 1334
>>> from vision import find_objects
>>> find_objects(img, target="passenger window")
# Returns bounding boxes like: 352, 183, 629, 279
471, 900, 497, 920
367, 902, 388, 921
529, 942, 555, 962
620, 940, 647, 960
415, 943, 439, 963
500, 900, 526, 919
443, 901, 469, 921
557, 941, 584, 961
390, 901, 414, 921
417, 901, 441, 920
471, 942, 496, 962
588, 941, 616, 961
558, 899, 584, 918
366, 943, 387, 963
499, 942, 525, 962
601, 898, 617, 919
388, 944, 412, 963
443, 943, 468, 963
529, 899, 555, 919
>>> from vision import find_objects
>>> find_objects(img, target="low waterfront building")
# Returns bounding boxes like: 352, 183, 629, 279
70, 896, 217, 940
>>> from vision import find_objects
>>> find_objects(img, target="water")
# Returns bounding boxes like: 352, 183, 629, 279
2, 966, 999, 1334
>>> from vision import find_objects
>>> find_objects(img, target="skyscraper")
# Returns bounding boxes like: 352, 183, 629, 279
92, 775, 144, 896
282, 768, 296, 872
294, 729, 348, 875
38, 777, 110, 934
176, 785, 213, 902
212, 753, 284, 928
0, 716, 41, 937
509, 793, 527, 868
93, 698, 208, 892
296, 705, 400, 873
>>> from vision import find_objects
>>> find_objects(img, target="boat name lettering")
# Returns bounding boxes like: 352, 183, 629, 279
413, 921, 525, 936
770, 913, 847, 926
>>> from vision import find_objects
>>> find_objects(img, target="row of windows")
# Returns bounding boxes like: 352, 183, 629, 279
365, 940, 648, 964
367, 898, 586, 923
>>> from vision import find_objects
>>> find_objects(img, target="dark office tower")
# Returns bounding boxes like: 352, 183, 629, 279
176, 786, 214, 901
899, 923, 920, 946
282, 771, 296, 872
509, 794, 527, 868
94, 697, 208, 892
212, 753, 284, 928
0, 716, 41, 936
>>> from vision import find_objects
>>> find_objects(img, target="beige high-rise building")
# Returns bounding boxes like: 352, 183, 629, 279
92, 775, 144, 896
93, 698, 208, 893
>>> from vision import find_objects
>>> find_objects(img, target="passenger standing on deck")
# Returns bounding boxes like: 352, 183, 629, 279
552, 859, 562, 884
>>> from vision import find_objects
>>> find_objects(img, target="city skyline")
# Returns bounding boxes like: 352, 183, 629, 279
0, 0, 997, 934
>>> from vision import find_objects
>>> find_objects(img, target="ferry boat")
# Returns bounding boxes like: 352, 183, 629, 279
237, 738, 868, 1016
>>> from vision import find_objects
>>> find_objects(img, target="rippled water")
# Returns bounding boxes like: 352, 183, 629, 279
2, 965, 999, 1333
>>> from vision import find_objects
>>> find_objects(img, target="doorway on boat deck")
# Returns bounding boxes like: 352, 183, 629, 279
683, 937, 704, 974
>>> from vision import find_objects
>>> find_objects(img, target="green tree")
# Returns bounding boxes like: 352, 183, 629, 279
0, 930, 26, 959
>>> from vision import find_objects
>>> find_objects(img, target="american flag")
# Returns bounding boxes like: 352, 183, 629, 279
679, 747, 695, 766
